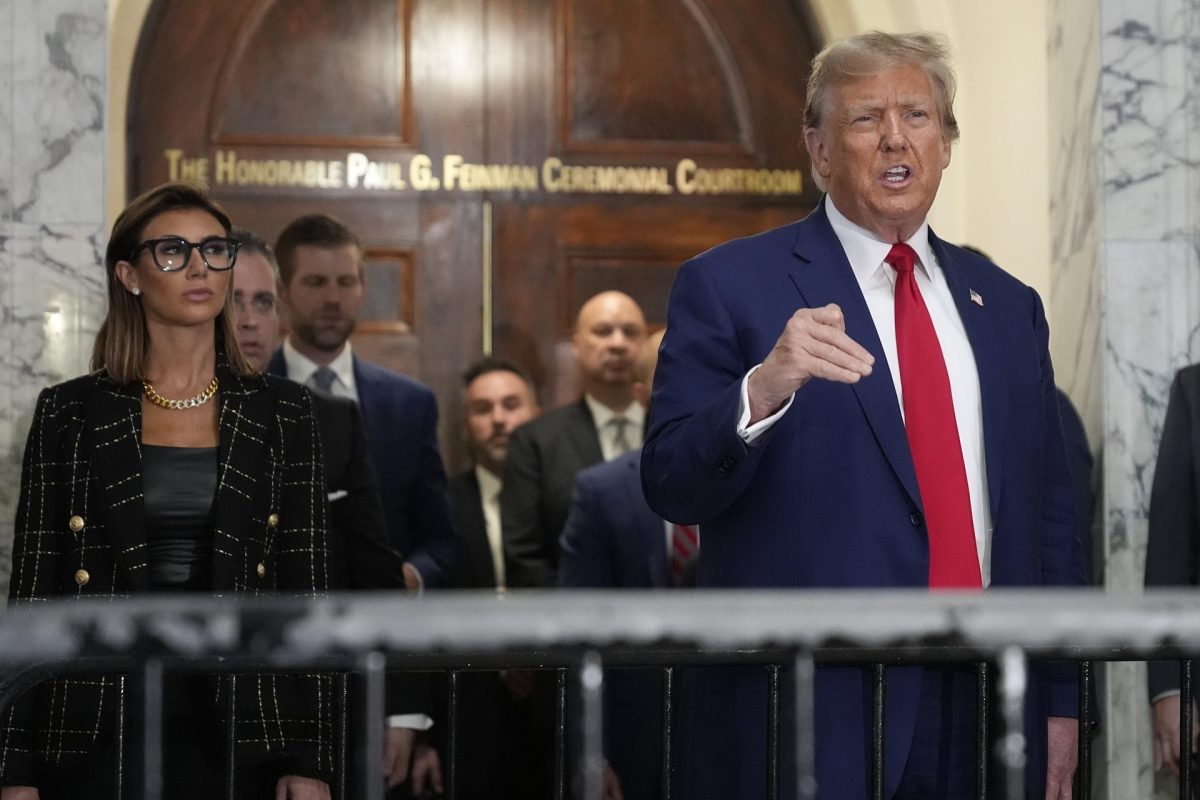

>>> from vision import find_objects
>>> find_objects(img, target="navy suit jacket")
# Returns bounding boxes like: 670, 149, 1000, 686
559, 449, 669, 800
641, 200, 1086, 799
268, 349, 460, 588
559, 449, 669, 590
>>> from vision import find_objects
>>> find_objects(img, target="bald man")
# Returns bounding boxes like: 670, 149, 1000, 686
501, 291, 648, 587
557, 329, 671, 800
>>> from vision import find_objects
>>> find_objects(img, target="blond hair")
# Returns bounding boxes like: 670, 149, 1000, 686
804, 32, 959, 189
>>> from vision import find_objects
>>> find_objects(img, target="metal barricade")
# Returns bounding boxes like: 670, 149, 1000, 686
0, 589, 1195, 799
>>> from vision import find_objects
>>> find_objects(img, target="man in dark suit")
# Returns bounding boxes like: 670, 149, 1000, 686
559, 329, 675, 800
266, 214, 459, 591
440, 357, 551, 799
502, 290, 648, 587
641, 31, 1086, 800
231, 230, 441, 796
1146, 365, 1200, 783
452, 358, 541, 590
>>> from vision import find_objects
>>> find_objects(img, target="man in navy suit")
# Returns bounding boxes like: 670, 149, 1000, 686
267, 214, 459, 590
560, 329, 674, 800
641, 32, 1086, 800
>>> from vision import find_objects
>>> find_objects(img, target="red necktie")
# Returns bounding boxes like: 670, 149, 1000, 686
885, 243, 982, 590
669, 524, 699, 586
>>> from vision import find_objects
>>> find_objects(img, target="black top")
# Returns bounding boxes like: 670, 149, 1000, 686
143, 444, 218, 591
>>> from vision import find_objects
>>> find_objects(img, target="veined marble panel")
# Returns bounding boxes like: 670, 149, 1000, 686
1102, 239, 1199, 584
0, 0, 106, 598
1100, 0, 1200, 241
0, 0, 14, 220
0, 222, 105, 595
8, 0, 104, 224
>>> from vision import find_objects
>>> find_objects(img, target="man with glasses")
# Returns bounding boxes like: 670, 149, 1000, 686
231, 230, 443, 796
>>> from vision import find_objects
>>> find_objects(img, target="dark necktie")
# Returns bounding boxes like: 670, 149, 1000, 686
308, 366, 337, 396
885, 243, 982, 589
669, 523, 699, 586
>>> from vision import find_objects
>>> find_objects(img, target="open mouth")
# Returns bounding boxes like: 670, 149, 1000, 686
883, 166, 911, 184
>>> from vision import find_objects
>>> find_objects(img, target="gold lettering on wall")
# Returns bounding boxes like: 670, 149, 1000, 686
162, 149, 804, 197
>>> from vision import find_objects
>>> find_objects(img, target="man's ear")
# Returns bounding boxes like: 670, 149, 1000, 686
804, 127, 832, 180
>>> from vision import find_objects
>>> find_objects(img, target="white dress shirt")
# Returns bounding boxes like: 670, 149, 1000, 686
736, 198, 993, 584
475, 464, 506, 590
282, 337, 359, 402
584, 395, 646, 461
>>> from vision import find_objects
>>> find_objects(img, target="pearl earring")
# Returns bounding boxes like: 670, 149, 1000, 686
131, 287, 140, 296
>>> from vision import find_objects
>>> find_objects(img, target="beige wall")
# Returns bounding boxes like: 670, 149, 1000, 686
108, 0, 1052, 303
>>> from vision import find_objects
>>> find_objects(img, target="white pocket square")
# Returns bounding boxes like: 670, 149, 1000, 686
327, 490, 349, 502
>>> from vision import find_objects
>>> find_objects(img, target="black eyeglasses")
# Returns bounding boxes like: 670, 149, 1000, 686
132, 236, 241, 272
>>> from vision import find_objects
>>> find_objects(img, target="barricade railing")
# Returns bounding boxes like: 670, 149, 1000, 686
0, 589, 1194, 800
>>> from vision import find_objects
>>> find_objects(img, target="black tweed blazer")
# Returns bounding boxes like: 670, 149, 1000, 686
0, 365, 333, 786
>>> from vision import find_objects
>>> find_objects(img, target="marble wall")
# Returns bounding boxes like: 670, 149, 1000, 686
0, 0, 108, 597
1050, 0, 1200, 796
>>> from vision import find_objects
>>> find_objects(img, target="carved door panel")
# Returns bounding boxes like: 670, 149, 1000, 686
128, 0, 822, 468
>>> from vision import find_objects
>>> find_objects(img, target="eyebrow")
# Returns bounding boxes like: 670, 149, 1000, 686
845, 97, 931, 114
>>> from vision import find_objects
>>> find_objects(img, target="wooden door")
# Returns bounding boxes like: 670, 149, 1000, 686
127, 0, 822, 468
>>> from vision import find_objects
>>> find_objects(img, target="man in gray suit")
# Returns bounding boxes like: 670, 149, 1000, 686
501, 290, 648, 588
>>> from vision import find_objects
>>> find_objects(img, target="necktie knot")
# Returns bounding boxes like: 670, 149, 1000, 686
609, 416, 631, 456
885, 242, 918, 275
308, 366, 337, 395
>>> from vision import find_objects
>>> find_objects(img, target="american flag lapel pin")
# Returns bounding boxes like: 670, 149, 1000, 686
969, 289, 984, 307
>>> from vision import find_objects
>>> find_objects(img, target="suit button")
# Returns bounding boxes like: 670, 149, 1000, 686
68, 515, 84, 533
256, 562, 267, 579
74, 569, 90, 587
910, 512, 923, 527
266, 513, 279, 528
716, 456, 736, 478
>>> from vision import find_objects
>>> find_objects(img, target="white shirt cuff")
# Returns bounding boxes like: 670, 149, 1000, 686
737, 365, 794, 445
387, 713, 434, 730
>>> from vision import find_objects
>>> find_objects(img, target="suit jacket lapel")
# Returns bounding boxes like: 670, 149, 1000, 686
788, 203, 922, 511
351, 356, 383, 432
568, 399, 605, 467
626, 456, 669, 587
87, 378, 150, 590
458, 471, 497, 588
266, 348, 287, 378
931, 234, 1006, 520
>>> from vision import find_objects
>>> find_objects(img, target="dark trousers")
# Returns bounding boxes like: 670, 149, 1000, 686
893, 667, 984, 800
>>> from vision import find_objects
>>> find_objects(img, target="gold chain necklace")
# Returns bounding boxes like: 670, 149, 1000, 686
142, 376, 219, 410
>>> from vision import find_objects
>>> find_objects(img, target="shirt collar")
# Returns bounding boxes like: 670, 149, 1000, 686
474, 464, 503, 502
583, 394, 645, 431
824, 195, 937, 285
282, 337, 357, 394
